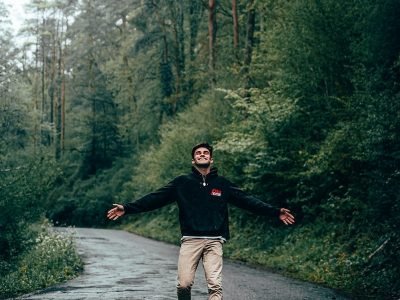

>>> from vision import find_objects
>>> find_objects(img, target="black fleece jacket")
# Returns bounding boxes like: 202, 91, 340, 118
123, 167, 280, 240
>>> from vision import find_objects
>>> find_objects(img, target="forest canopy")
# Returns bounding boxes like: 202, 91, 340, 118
1, 0, 399, 299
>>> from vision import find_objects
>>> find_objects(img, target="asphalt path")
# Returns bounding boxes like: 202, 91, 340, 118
17, 228, 350, 300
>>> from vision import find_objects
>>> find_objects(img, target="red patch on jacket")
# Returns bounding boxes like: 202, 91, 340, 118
211, 188, 222, 197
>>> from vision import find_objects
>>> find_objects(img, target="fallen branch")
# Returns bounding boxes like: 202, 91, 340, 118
368, 237, 391, 260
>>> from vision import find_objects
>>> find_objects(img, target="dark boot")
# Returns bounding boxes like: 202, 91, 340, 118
177, 287, 191, 300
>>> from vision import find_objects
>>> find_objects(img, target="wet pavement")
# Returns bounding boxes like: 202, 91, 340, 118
16, 228, 350, 300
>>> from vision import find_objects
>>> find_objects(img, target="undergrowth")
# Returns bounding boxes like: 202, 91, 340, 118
0, 222, 83, 299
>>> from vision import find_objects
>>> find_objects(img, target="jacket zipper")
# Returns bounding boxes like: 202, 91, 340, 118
202, 175, 207, 186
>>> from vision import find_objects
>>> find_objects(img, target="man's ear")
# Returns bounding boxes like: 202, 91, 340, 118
191, 159, 195, 164
210, 158, 214, 164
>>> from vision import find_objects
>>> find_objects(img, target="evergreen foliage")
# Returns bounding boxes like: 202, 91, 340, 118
1, 0, 399, 298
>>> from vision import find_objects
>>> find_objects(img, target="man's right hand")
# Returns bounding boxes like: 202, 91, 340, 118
107, 204, 125, 220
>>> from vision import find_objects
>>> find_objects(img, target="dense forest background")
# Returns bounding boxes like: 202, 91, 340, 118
1, 0, 399, 299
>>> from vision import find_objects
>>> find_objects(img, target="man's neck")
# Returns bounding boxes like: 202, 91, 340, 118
194, 165, 211, 176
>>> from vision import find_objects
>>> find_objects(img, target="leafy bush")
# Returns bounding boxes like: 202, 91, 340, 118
0, 156, 83, 299
0, 221, 83, 299
0, 157, 62, 261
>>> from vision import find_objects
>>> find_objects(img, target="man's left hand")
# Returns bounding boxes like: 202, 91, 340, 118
279, 208, 295, 225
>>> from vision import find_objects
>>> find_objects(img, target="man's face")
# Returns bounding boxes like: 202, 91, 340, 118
192, 147, 213, 168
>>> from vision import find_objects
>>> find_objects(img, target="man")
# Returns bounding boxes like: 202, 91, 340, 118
107, 142, 295, 300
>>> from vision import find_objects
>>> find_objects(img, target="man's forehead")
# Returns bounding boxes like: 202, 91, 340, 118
195, 147, 210, 153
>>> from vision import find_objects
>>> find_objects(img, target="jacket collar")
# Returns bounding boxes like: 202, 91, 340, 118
191, 166, 218, 179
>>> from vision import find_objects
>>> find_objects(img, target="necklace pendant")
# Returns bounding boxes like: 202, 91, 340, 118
203, 182, 206, 186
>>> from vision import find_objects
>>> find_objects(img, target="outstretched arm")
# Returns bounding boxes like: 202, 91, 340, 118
107, 204, 125, 220
106, 177, 179, 221
227, 182, 295, 225
279, 208, 295, 225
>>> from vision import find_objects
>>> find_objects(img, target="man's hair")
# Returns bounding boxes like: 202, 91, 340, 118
191, 142, 213, 158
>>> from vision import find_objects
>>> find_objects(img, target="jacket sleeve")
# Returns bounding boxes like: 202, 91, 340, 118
227, 181, 280, 218
122, 178, 178, 214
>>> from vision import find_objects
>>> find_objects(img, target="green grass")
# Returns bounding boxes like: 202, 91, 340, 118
0, 222, 83, 299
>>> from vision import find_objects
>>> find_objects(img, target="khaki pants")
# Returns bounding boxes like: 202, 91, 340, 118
177, 238, 223, 300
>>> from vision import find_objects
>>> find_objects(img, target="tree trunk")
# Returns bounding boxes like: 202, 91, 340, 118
33, 17, 40, 153
171, 1, 185, 112
188, 1, 202, 94
50, 27, 56, 134
61, 56, 65, 156
208, 0, 217, 85
244, 0, 255, 91
232, 0, 239, 48
89, 52, 96, 175
55, 18, 63, 159
174, 1, 185, 109
61, 19, 67, 155
41, 15, 47, 145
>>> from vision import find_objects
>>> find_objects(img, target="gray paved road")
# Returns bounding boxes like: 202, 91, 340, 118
17, 228, 350, 300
